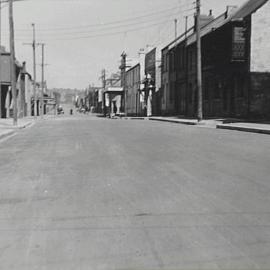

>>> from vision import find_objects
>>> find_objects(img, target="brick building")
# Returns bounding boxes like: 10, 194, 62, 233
160, 0, 270, 119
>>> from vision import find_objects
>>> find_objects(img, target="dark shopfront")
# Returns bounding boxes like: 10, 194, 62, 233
171, 16, 251, 118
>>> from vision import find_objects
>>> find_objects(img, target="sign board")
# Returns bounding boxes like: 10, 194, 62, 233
232, 27, 246, 61
145, 48, 156, 72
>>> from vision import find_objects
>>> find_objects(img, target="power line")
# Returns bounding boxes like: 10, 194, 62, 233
18, 20, 186, 41
11, 8, 195, 40
18, 21, 170, 41
14, 3, 195, 32
12, 12, 195, 42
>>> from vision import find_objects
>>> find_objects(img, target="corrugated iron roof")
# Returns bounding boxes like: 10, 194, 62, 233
232, 0, 269, 20
187, 11, 234, 46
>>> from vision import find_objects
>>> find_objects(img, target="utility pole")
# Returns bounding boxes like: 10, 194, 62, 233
196, 0, 203, 122
174, 19, 178, 40
120, 52, 127, 115
0, 0, 2, 118
37, 43, 45, 118
24, 24, 37, 117
9, 0, 17, 125
101, 69, 106, 116
32, 23, 37, 117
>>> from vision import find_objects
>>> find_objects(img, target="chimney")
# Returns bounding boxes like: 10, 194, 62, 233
225, 5, 238, 18
194, 11, 214, 31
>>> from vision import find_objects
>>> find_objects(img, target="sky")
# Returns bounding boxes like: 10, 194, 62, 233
0, 0, 247, 89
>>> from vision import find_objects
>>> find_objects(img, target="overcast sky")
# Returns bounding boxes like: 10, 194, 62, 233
1, 0, 246, 89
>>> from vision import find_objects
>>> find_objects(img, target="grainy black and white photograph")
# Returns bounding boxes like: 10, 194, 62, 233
0, 0, 270, 269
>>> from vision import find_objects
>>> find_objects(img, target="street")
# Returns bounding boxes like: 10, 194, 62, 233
0, 114, 270, 270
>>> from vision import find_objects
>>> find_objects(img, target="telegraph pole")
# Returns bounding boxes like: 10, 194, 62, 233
120, 52, 126, 115
101, 69, 106, 116
24, 24, 37, 117
9, 0, 17, 125
37, 43, 45, 118
32, 23, 37, 117
0, 0, 2, 118
196, 0, 203, 122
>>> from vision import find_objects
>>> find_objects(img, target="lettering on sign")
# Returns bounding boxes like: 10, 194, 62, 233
232, 27, 246, 61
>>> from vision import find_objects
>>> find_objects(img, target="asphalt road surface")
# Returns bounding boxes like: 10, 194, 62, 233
0, 114, 270, 270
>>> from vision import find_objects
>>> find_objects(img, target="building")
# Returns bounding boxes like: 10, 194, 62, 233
104, 79, 123, 117
249, 0, 270, 118
83, 86, 103, 113
19, 62, 34, 117
0, 48, 31, 118
143, 47, 162, 116
161, 47, 171, 115
160, 0, 270, 119
126, 63, 141, 116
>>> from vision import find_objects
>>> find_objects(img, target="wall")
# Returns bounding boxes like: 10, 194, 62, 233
250, 0, 270, 72
126, 64, 140, 116
250, 72, 270, 118
0, 54, 11, 84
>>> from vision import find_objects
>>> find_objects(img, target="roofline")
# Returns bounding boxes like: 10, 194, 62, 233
164, 0, 269, 51
126, 62, 140, 73
231, 0, 269, 20
145, 47, 156, 55
162, 26, 194, 52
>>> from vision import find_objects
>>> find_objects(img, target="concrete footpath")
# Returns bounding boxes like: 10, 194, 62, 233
149, 116, 270, 135
217, 121, 270, 135
0, 117, 35, 141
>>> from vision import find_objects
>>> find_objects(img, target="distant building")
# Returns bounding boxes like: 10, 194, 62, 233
124, 47, 162, 117
126, 63, 141, 116
104, 78, 123, 117
143, 47, 162, 116
20, 62, 33, 117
